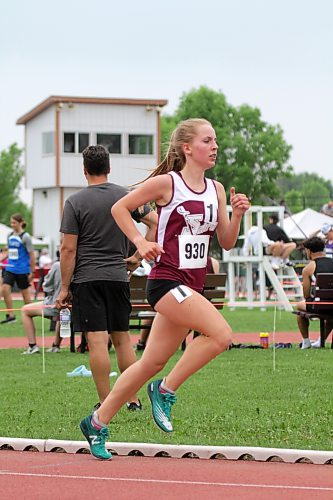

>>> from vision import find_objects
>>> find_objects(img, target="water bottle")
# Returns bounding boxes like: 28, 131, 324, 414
60, 308, 71, 338
259, 332, 269, 349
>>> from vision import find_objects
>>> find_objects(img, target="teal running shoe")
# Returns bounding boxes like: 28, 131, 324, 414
147, 379, 176, 433
79, 415, 112, 460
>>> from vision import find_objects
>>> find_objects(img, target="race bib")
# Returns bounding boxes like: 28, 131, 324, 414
8, 248, 19, 260
178, 234, 209, 269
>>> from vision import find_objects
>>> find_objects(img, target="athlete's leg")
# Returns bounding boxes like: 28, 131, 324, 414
97, 312, 188, 424
2, 284, 13, 312
21, 302, 44, 344
296, 301, 309, 338
110, 330, 140, 404
97, 288, 231, 424
21, 286, 32, 305
87, 331, 111, 403
155, 291, 232, 391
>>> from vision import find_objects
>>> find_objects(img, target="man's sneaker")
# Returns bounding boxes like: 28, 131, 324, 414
0, 314, 17, 325
301, 339, 311, 349
135, 341, 146, 351
79, 415, 112, 460
127, 399, 142, 411
22, 345, 40, 355
47, 345, 60, 353
147, 379, 176, 433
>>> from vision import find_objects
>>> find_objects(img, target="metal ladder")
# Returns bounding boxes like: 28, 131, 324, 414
263, 257, 303, 311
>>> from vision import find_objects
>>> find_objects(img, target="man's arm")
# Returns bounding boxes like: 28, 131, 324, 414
28, 250, 36, 284
125, 210, 158, 272
140, 209, 158, 242
56, 233, 78, 308
302, 261, 315, 299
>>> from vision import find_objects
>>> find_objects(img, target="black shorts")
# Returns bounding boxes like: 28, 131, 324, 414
3, 270, 30, 290
71, 280, 131, 333
305, 297, 333, 315
146, 279, 183, 309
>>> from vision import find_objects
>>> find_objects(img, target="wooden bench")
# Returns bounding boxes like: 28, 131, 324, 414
293, 273, 333, 348
130, 273, 227, 332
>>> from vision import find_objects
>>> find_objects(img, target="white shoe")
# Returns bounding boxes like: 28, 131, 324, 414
47, 345, 60, 353
311, 339, 321, 348
271, 257, 280, 270
22, 345, 40, 355
301, 339, 311, 349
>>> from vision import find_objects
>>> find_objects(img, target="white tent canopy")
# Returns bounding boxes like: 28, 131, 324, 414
282, 208, 333, 240
0, 222, 48, 247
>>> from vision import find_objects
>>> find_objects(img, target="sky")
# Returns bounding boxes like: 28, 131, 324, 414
1, 0, 332, 205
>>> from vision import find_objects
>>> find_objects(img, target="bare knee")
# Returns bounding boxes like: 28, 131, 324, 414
87, 332, 108, 351
111, 332, 131, 349
209, 325, 232, 354
140, 357, 166, 378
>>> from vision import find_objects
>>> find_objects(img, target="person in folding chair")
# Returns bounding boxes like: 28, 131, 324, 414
296, 237, 333, 349
21, 258, 62, 354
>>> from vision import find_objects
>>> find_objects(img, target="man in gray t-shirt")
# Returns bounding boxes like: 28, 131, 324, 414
57, 145, 157, 409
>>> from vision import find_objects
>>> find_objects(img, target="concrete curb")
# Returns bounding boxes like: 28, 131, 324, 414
1, 437, 332, 465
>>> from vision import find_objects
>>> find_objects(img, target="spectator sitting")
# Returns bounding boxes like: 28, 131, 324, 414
34, 248, 52, 299
243, 225, 292, 270
320, 201, 333, 217
264, 214, 296, 266
296, 237, 333, 349
21, 260, 62, 354
321, 223, 333, 259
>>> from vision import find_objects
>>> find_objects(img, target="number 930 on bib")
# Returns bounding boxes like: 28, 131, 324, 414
178, 234, 209, 269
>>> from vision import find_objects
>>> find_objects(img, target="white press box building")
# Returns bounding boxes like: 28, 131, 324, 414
17, 95, 168, 254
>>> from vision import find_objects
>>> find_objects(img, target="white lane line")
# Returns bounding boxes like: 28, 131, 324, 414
0, 471, 332, 491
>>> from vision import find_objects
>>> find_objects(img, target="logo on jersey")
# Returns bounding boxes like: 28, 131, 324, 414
177, 205, 217, 235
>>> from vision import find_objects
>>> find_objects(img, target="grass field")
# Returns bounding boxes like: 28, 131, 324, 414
1, 299, 331, 451
1, 344, 332, 451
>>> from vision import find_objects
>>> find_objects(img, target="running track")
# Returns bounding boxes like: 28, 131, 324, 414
1, 450, 333, 500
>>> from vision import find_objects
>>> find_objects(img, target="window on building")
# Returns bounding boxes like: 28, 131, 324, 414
129, 135, 153, 155
63, 132, 90, 153
97, 134, 121, 154
64, 133, 75, 153
78, 133, 89, 153
42, 132, 55, 155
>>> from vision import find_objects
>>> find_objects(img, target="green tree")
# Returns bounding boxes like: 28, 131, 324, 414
303, 180, 330, 212
161, 86, 292, 202
0, 144, 32, 231
277, 172, 333, 213
284, 189, 304, 213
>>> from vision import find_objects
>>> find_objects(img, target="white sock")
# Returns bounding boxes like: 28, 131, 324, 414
160, 378, 175, 394
91, 411, 107, 429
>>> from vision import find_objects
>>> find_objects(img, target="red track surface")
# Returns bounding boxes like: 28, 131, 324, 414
0, 331, 319, 350
1, 450, 332, 500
